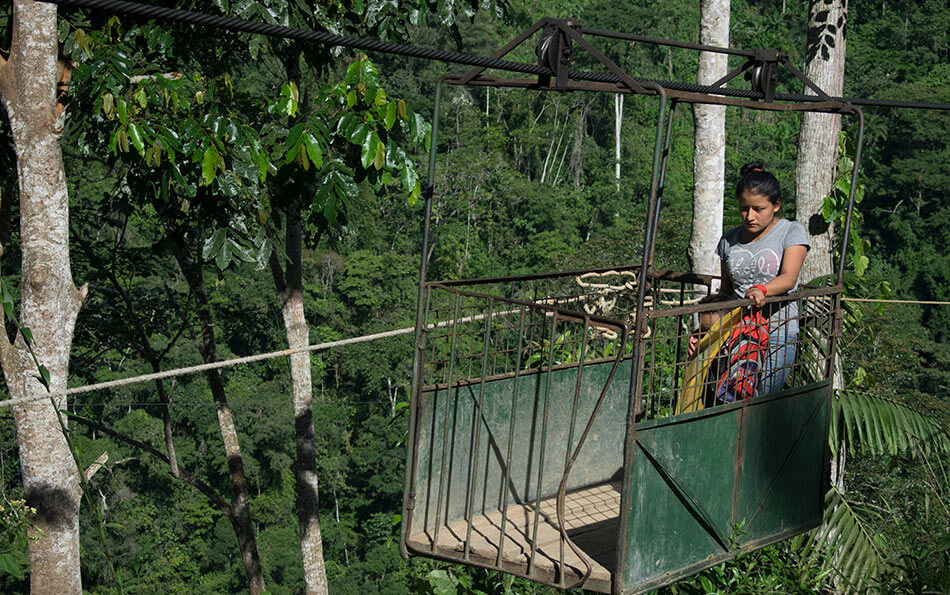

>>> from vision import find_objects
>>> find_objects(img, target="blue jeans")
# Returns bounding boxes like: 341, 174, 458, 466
758, 332, 797, 396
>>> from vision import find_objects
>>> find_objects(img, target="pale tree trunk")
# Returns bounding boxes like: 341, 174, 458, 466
798, 0, 848, 523
269, 200, 328, 595
172, 242, 266, 595
689, 0, 730, 292
0, 2, 85, 592
797, 0, 847, 286
614, 93, 623, 191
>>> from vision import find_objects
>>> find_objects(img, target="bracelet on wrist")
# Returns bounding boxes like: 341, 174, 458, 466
750, 284, 768, 296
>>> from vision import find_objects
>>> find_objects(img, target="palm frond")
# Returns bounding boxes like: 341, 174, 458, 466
803, 487, 887, 593
832, 390, 950, 458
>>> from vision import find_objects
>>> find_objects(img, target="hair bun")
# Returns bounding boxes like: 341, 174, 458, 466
740, 161, 766, 177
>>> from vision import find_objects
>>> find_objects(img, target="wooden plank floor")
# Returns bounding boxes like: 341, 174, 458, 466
407, 481, 621, 592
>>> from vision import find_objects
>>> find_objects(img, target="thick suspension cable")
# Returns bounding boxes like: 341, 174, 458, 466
44, 0, 950, 111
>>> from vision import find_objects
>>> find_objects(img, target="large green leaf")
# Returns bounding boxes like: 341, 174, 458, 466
832, 390, 950, 457
804, 488, 887, 593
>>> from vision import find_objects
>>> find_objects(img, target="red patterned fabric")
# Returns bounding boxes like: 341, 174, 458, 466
709, 309, 770, 403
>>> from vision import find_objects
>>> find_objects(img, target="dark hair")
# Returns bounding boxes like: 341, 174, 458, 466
736, 160, 782, 205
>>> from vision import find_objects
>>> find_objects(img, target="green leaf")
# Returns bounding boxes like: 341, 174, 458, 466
401, 161, 417, 196
303, 133, 322, 169
344, 60, 361, 85
202, 228, 227, 261
228, 239, 255, 263
216, 236, 231, 270
2, 294, 14, 320
361, 131, 378, 169
397, 99, 409, 122
37, 365, 50, 389
128, 122, 146, 157
134, 87, 147, 108
201, 145, 220, 185
384, 101, 397, 130
853, 254, 869, 276
21, 327, 33, 345
347, 122, 369, 145
373, 138, 385, 170
0, 553, 22, 578
101, 93, 115, 119
116, 98, 128, 125
116, 129, 129, 153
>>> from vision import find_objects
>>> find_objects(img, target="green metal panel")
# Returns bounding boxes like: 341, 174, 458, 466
410, 359, 630, 532
735, 385, 829, 546
620, 381, 831, 594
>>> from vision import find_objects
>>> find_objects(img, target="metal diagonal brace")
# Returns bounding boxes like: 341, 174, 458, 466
636, 440, 732, 553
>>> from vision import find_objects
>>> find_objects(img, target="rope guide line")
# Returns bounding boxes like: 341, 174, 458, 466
42, 0, 950, 111
0, 293, 939, 410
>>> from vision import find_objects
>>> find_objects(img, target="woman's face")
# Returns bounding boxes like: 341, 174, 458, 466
738, 190, 780, 236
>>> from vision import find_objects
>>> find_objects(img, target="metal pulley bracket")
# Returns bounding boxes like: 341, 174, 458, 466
536, 19, 576, 90
746, 48, 780, 102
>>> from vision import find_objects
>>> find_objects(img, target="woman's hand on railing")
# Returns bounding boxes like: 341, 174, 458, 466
687, 333, 700, 358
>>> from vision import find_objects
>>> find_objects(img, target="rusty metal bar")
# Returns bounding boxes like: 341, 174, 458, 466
529, 311, 560, 575
649, 99, 678, 268
463, 297, 495, 559
433, 293, 462, 548
558, 21, 648, 94
496, 305, 527, 567
556, 326, 630, 590
578, 25, 756, 57
455, 18, 549, 85
402, 78, 443, 555
615, 83, 668, 594
559, 315, 591, 585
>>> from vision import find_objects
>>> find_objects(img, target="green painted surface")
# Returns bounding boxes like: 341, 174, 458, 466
411, 359, 631, 531
622, 409, 739, 587
736, 387, 828, 545
621, 382, 830, 593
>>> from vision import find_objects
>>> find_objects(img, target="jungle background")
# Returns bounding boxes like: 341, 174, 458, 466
0, 0, 947, 592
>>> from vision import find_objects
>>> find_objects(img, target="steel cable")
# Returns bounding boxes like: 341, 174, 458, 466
43, 0, 950, 111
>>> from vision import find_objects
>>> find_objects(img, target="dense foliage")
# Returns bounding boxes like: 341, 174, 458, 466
0, 0, 946, 592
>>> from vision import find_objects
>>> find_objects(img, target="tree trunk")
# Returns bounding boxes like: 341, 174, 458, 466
269, 201, 328, 595
797, 0, 847, 285
689, 0, 730, 290
0, 2, 85, 592
173, 244, 266, 595
614, 93, 623, 191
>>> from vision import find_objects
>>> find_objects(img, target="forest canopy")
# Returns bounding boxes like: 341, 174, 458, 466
0, 0, 947, 593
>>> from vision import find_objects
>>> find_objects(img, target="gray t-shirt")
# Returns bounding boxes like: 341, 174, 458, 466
717, 218, 810, 336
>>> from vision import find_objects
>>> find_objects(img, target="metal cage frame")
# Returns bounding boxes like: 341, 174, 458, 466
402, 18, 864, 594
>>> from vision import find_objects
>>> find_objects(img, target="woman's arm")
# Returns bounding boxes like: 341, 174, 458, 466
688, 260, 734, 356
745, 244, 808, 307
718, 258, 734, 297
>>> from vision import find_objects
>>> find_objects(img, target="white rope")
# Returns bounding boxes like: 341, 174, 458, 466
0, 326, 416, 409
0, 305, 535, 410
0, 276, 720, 410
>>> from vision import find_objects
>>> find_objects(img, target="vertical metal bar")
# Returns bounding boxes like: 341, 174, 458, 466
836, 108, 865, 286
615, 83, 668, 595
402, 78, 443, 556
496, 306, 526, 567
464, 297, 494, 559
559, 316, 590, 585
827, 109, 865, 381
648, 99, 677, 269
671, 284, 686, 396
529, 311, 559, 575
433, 292, 461, 549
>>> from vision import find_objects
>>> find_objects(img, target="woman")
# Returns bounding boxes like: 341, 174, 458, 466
692, 161, 810, 396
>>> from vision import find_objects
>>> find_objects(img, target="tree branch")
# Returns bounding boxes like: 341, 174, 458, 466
65, 413, 232, 514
